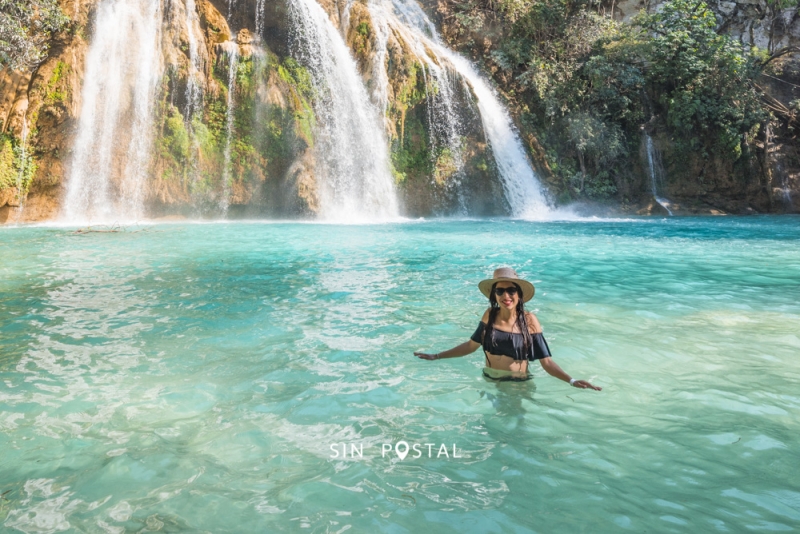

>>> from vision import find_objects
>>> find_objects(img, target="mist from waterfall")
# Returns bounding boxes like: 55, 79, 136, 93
374, 0, 550, 219
287, 0, 399, 220
63, 0, 163, 223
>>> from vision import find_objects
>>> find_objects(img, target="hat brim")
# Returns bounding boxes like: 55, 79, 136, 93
479, 277, 535, 302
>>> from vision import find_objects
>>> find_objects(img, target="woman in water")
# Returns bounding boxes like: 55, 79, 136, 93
415, 267, 601, 390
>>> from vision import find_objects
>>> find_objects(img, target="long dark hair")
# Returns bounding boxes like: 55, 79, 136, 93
485, 282, 532, 353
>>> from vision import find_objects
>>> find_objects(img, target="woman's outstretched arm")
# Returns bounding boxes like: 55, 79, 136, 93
415, 340, 481, 361
416, 309, 489, 361
539, 357, 602, 390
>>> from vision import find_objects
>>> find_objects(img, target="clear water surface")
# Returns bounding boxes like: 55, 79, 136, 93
1, 217, 799, 532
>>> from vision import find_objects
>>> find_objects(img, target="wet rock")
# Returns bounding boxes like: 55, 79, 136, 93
636, 197, 670, 216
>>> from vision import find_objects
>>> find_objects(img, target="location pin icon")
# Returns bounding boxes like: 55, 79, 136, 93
395, 441, 409, 460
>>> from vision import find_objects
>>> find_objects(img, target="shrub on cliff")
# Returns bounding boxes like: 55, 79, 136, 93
0, 0, 69, 70
638, 0, 766, 158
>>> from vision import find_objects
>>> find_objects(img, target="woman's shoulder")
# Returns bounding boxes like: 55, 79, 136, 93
525, 312, 542, 334
480, 308, 491, 323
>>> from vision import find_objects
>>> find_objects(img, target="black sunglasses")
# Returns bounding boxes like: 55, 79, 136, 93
494, 286, 519, 297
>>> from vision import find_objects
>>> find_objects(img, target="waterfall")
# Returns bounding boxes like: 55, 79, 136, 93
255, 0, 267, 37
63, 0, 163, 223
287, 0, 399, 220
372, 0, 549, 219
780, 173, 794, 212
368, 0, 467, 206
183, 0, 204, 202
184, 0, 203, 120
644, 134, 673, 216
220, 42, 239, 215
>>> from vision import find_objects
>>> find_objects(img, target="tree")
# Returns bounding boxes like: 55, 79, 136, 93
638, 0, 766, 157
0, 0, 68, 70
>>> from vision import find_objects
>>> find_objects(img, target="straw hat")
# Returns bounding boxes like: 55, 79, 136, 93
478, 267, 535, 303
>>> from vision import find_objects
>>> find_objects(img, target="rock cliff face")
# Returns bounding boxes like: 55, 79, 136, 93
3, 0, 799, 222
424, 0, 800, 215
611, 0, 800, 213
0, 0, 95, 222
1, 0, 514, 222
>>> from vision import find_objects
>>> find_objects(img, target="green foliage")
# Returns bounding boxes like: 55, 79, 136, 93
278, 57, 315, 102
0, 133, 36, 195
391, 112, 432, 183
236, 56, 256, 94
161, 106, 190, 165
14, 142, 36, 193
433, 147, 458, 185
638, 0, 766, 157
43, 61, 70, 106
277, 57, 316, 148
0, 0, 69, 69
453, 0, 768, 200
204, 98, 228, 147
0, 136, 14, 189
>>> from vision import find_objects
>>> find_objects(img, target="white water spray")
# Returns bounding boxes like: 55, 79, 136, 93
644, 134, 673, 216
220, 42, 239, 215
255, 0, 267, 38
379, 0, 549, 218
184, 0, 203, 119
287, 0, 398, 220
63, 0, 163, 223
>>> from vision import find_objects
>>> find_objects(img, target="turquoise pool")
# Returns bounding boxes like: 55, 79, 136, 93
1, 217, 799, 532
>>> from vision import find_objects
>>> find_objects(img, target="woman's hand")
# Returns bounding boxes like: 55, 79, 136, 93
415, 341, 478, 362
572, 380, 602, 391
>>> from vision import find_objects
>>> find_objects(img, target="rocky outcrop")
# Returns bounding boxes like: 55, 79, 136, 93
1, 0, 325, 222
610, 0, 800, 213
0, 0, 97, 223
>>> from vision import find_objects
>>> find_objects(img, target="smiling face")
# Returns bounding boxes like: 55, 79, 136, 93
493, 282, 521, 311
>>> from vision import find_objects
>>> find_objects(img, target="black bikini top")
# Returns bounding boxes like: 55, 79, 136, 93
471, 321, 552, 361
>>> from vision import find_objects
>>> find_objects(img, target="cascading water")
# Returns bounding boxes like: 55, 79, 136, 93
183, 0, 202, 119
782, 182, 793, 209
287, 0, 399, 220
644, 133, 673, 216
255, 0, 267, 37
182, 0, 204, 202
779, 169, 794, 212
63, 0, 163, 223
220, 42, 239, 215
368, 0, 466, 204
372, 0, 549, 219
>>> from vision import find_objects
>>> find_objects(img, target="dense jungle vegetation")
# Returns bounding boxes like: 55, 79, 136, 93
443, 0, 781, 202
0, 0, 68, 70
